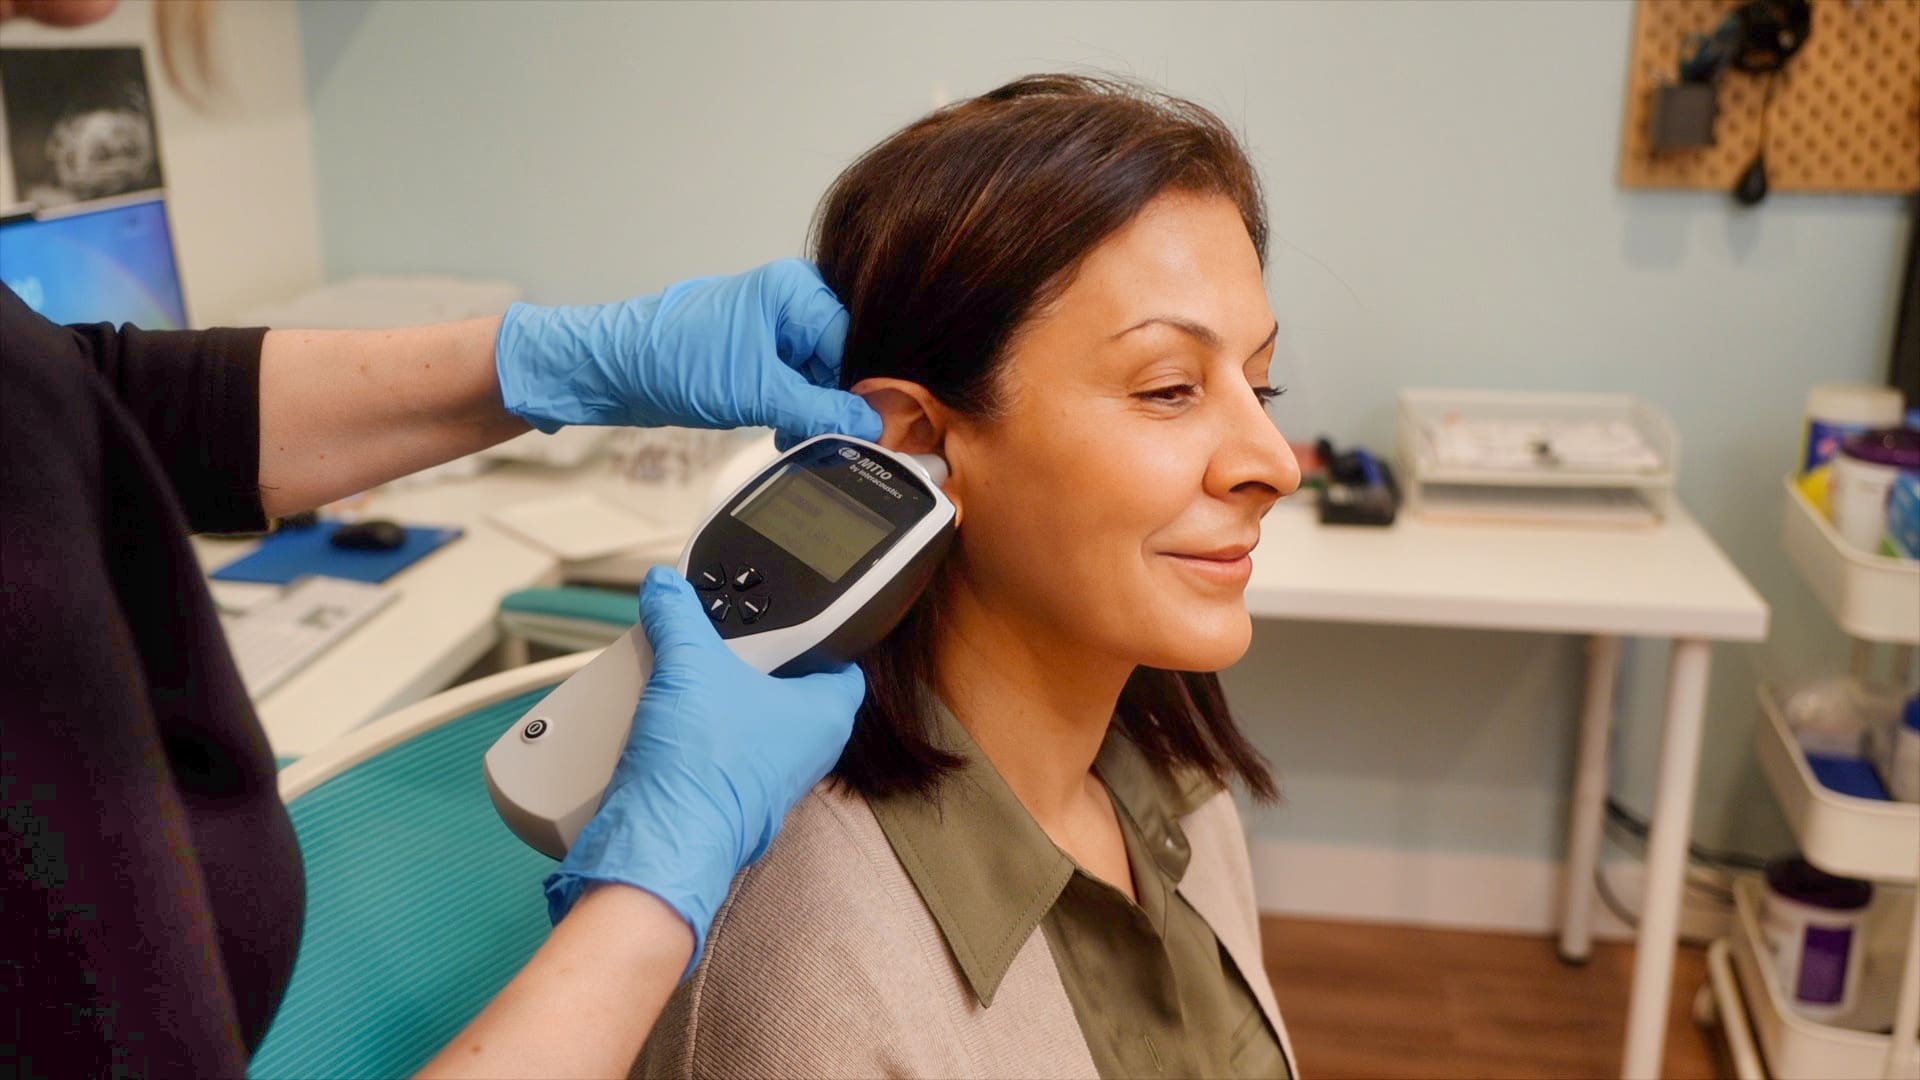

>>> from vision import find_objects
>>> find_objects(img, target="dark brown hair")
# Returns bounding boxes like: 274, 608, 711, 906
813, 74, 1277, 802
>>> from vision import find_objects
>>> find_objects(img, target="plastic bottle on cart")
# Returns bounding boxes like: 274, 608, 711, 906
1882, 693, 1920, 803
1797, 385, 1904, 516
1759, 857, 1874, 1023
1829, 428, 1920, 554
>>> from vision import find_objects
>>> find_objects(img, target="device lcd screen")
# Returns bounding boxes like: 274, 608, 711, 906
733, 466, 896, 582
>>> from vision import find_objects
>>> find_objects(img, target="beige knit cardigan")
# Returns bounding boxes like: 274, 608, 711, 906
634, 782, 1298, 1079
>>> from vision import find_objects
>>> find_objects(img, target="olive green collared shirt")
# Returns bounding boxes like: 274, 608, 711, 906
869, 703, 1290, 1080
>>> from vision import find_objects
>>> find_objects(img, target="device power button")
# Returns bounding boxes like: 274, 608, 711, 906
521, 717, 550, 742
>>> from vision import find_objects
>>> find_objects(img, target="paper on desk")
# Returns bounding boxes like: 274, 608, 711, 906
489, 493, 681, 561
209, 579, 283, 616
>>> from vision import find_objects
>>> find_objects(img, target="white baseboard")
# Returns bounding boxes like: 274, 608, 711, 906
1250, 839, 1732, 945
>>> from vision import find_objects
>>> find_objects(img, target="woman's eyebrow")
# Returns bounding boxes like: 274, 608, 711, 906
1111, 316, 1279, 361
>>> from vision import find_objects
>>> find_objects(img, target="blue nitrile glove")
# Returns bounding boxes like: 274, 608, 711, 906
543, 567, 864, 970
495, 258, 881, 450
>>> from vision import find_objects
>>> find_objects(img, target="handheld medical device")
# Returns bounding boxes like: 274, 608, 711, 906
484, 435, 957, 858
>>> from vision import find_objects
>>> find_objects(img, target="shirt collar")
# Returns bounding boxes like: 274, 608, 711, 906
867, 696, 1221, 1006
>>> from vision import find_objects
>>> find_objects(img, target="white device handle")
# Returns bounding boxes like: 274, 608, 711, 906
484, 440, 954, 860
483, 626, 653, 859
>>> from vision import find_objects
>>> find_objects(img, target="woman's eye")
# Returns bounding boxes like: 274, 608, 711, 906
1136, 384, 1199, 404
1253, 385, 1288, 411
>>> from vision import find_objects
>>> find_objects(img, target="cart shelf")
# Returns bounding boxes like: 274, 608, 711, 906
1723, 878, 1918, 1080
1781, 477, 1920, 646
1755, 683, 1919, 885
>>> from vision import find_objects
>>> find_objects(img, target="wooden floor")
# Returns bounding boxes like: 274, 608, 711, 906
1261, 916, 1724, 1079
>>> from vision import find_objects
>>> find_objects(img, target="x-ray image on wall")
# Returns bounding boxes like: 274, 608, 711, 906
0, 47, 165, 209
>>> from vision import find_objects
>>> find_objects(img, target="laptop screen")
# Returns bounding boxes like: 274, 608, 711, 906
0, 196, 189, 330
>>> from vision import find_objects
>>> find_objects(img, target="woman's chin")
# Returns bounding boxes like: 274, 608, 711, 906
1130, 608, 1252, 672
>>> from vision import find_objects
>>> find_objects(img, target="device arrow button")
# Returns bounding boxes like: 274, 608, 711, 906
740, 594, 771, 624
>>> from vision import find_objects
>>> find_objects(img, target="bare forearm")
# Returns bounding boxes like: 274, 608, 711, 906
418, 885, 692, 1079
256, 317, 530, 517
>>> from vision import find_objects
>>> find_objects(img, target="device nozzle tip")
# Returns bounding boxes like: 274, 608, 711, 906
909, 454, 949, 487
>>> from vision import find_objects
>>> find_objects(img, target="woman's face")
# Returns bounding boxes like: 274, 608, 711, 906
944, 190, 1299, 672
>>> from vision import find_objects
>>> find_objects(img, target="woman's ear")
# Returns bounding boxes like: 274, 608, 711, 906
849, 378, 946, 455
849, 377, 964, 524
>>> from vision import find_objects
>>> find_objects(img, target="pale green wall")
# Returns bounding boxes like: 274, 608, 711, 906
298, 0, 1909, 861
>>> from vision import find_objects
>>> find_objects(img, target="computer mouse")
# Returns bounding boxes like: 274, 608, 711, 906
330, 520, 407, 552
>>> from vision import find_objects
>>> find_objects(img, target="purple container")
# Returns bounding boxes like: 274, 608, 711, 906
1839, 427, 1920, 470
1762, 858, 1873, 1015
1832, 428, 1920, 552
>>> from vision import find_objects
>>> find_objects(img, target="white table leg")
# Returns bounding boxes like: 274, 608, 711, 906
1621, 638, 1712, 1080
1560, 634, 1621, 964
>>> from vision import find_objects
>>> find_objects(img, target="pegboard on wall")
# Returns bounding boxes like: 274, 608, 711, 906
1619, 0, 1920, 194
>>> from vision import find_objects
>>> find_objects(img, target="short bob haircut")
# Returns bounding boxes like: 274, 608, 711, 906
814, 74, 1277, 802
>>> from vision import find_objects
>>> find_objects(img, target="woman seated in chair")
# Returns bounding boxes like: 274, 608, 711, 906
637, 74, 1302, 1080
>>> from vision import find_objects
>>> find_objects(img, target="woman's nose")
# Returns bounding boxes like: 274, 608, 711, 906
1207, 386, 1301, 504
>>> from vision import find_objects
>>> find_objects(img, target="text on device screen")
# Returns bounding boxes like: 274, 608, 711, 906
732, 466, 896, 582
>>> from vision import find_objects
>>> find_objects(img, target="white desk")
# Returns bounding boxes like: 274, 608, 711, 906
1245, 502, 1769, 1080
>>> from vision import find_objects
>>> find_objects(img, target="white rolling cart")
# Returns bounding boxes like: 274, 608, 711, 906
1696, 479, 1920, 1080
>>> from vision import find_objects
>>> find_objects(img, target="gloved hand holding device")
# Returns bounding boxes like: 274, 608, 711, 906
495, 258, 881, 448
542, 568, 864, 965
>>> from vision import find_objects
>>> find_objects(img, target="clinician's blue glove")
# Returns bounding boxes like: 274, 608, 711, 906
495, 258, 881, 449
543, 567, 864, 969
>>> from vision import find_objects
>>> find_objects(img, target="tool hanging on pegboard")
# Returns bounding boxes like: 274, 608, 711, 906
1650, 0, 1812, 205
1621, 0, 1920, 201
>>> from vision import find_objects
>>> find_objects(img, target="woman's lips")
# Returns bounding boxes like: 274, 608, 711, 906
1163, 544, 1255, 585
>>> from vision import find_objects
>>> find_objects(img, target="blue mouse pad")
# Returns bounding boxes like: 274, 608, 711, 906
212, 523, 464, 585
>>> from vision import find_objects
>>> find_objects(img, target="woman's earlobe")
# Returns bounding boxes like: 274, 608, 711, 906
849, 379, 945, 455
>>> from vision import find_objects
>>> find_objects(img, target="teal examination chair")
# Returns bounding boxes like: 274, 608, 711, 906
250, 652, 594, 1079
496, 585, 639, 658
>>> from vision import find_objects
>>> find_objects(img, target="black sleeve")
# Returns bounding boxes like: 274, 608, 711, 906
2, 284, 306, 1074
2, 284, 269, 534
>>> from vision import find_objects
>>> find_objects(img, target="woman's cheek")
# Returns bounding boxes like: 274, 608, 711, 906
1103, 421, 1211, 523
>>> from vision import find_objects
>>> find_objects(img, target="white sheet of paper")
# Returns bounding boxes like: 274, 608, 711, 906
488, 493, 681, 561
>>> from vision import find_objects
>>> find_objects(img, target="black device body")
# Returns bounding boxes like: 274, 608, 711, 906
680, 436, 955, 677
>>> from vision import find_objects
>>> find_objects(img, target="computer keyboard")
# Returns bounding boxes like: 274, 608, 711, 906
220, 577, 398, 698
